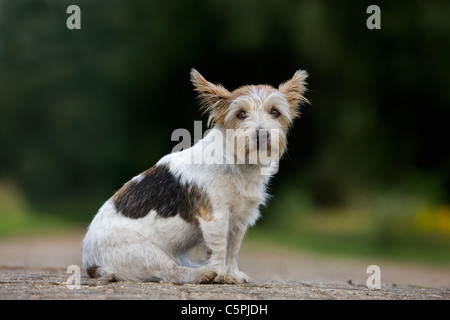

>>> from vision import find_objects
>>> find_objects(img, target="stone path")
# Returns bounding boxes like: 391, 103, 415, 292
0, 231, 448, 299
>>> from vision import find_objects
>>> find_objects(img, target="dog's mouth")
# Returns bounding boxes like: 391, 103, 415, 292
255, 130, 271, 153
223, 127, 286, 165
238, 130, 283, 164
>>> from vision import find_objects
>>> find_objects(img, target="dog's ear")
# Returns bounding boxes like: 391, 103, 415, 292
191, 69, 231, 124
278, 70, 309, 119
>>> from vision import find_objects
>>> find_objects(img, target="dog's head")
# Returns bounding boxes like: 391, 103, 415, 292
191, 69, 308, 164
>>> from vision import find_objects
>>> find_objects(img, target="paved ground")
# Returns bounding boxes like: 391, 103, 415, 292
0, 230, 449, 299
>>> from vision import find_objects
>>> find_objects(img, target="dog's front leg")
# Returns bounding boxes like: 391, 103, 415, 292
199, 211, 237, 284
227, 223, 249, 283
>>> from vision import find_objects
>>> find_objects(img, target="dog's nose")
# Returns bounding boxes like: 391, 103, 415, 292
256, 128, 268, 150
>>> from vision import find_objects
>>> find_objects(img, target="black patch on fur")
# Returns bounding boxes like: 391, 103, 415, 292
112, 165, 211, 223
86, 266, 99, 278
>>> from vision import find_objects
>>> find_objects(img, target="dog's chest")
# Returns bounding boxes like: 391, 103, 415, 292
217, 171, 267, 216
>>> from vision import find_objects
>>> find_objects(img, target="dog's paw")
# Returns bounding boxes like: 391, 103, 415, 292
233, 270, 250, 284
196, 269, 217, 284
212, 273, 238, 284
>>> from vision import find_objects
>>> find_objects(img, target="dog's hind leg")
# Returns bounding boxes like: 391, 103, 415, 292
91, 240, 216, 284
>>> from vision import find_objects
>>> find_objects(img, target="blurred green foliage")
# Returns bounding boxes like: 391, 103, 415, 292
0, 1, 449, 259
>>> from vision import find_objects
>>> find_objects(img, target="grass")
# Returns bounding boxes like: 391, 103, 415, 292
0, 212, 82, 238
249, 189, 450, 266
1, 181, 449, 266
245, 226, 450, 266
0, 182, 84, 238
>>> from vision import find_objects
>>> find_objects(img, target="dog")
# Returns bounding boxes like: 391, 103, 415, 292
82, 69, 308, 284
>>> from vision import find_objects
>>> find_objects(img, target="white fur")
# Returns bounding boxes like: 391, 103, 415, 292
82, 70, 307, 284
83, 128, 270, 283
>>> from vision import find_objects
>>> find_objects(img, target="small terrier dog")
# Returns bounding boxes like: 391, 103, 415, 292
82, 69, 308, 284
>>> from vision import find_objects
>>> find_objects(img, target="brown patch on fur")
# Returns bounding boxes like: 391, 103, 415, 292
110, 166, 163, 205
278, 70, 309, 119
231, 84, 275, 96
188, 186, 213, 223
277, 115, 292, 131
210, 104, 230, 126
111, 175, 141, 205
199, 206, 213, 222
230, 85, 278, 107
112, 165, 213, 225
191, 69, 308, 127
191, 69, 281, 127
230, 85, 256, 98
191, 69, 231, 126
223, 112, 241, 130
223, 85, 277, 129
277, 136, 287, 159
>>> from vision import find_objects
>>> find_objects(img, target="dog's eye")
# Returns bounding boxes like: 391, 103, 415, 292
270, 108, 281, 118
236, 110, 246, 120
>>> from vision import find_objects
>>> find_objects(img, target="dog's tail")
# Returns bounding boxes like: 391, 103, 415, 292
86, 265, 117, 281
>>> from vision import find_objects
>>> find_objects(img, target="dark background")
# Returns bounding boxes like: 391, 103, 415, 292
0, 0, 449, 260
